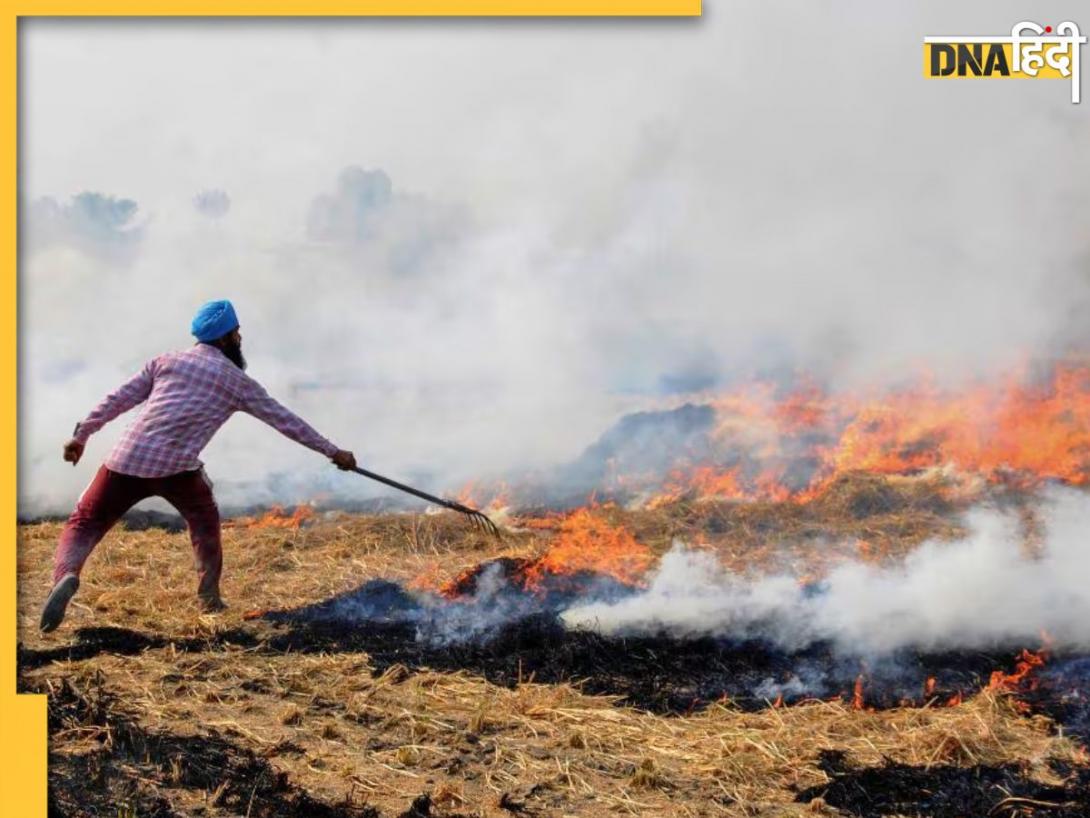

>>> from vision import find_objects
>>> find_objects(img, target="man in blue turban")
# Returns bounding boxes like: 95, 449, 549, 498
191, 299, 240, 342
42, 299, 357, 632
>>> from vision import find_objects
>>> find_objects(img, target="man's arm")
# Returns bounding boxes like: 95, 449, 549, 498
238, 378, 356, 469
64, 362, 156, 464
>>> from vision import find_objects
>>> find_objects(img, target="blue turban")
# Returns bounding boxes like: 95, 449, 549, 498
191, 299, 239, 342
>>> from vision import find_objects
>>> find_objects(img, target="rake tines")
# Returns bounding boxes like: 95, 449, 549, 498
470, 509, 502, 538
448, 501, 502, 538
348, 466, 502, 539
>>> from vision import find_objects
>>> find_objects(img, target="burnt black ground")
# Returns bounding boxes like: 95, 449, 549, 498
1034, 658, 1090, 744
258, 575, 1077, 716
21, 617, 1090, 818
38, 675, 383, 818
19, 617, 1064, 717
17, 624, 260, 671
20, 548, 1088, 723
36, 673, 501, 818
259, 613, 1038, 713
31, 645, 1090, 818
796, 749, 1090, 817
32, 652, 1090, 818
19, 566, 1086, 720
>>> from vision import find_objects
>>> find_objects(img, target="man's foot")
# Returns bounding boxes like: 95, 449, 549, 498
199, 594, 228, 613
40, 573, 80, 633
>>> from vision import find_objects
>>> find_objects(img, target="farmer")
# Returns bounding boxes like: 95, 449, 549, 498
39, 299, 357, 632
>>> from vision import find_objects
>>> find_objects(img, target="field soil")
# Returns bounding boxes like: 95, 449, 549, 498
17, 478, 1090, 817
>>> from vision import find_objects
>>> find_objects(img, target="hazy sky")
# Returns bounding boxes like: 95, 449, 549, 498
19, 4, 1090, 513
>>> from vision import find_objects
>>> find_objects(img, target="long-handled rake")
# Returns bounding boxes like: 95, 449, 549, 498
348, 466, 501, 537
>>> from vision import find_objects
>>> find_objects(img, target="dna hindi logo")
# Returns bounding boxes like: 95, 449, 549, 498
923, 21, 1086, 103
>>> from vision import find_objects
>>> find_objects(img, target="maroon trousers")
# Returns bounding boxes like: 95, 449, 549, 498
53, 465, 222, 598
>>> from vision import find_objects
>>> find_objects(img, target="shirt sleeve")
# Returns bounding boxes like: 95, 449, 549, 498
74, 360, 156, 444
237, 377, 340, 458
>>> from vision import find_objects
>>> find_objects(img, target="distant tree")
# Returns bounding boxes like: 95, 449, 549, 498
193, 189, 231, 220
306, 167, 393, 242
26, 191, 144, 263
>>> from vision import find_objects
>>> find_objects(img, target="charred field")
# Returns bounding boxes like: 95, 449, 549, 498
17, 474, 1090, 818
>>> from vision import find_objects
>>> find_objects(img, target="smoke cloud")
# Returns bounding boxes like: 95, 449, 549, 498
19, 3, 1090, 515
563, 488, 1090, 654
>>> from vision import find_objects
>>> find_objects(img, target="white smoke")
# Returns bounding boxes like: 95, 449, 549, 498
562, 488, 1090, 654
19, 3, 1090, 514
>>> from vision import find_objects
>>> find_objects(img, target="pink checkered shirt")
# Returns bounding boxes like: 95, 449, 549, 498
74, 344, 339, 478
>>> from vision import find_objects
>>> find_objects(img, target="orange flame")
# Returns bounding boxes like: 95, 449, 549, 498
520, 506, 654, 592
408, 561, 446, 593
517, 516, 566, 531
988, 647, 1048, 694
851, 675, 865, 710
418, 506, 655, 598
461, 361, 1090, 511
636, 361, 1090, 507
457, 480, 511, 512
227, 504, 315, 530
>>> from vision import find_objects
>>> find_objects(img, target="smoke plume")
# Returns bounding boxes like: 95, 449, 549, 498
563, 488, 1090, 654
19, 4, 1090, 514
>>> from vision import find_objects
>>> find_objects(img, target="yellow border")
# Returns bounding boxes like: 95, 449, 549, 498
2, 15, 40, 817
2, 5, 699, 816
14, 1, 701, 13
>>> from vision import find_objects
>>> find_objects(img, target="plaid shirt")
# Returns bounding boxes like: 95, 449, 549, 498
74, 344, 339, 478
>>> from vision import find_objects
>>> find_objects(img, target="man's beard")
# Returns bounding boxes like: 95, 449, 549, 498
217, 338, 247, 370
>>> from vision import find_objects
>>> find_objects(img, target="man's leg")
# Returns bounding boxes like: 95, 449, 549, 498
159, 468, 224, 610
44, 466, 150, 631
